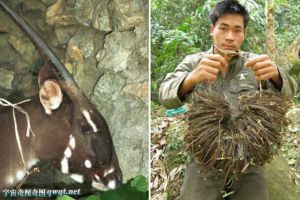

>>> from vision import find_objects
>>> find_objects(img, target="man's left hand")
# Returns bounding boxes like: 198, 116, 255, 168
244, 54, 278, 80
244, 54, 283, 88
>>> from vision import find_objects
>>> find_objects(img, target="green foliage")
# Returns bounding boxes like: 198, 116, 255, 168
130, 176, 148, 193
275, 0, 300, 50
81, 195, 99, 200
151, 101, 161, 110
55, 176, 148, 200
152, 0, 300, 104
241, 0, 266, 53
293, 92, 300, 103
56, 196, 75, 200
151, 0, 209, 100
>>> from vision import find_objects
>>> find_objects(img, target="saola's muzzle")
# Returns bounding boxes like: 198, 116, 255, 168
90, 166, 122, 190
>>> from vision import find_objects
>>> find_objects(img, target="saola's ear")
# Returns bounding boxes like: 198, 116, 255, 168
39, 79, 63, 115
38, 61, 63, 115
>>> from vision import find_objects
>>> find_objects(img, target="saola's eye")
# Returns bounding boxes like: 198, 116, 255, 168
80, 121, 93, 134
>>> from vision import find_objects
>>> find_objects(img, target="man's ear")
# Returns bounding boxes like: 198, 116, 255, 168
210, 24, 215, 36
39, 79, 63, 115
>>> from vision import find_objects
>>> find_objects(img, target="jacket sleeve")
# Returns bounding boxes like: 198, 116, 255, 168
277, 67, 299, 99
267, 67, 298, 99
159, 54, 200, 109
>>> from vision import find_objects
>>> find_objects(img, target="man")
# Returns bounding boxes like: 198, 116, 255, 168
159, 1, 298, 200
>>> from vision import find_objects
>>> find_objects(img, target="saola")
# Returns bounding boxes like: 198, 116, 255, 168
0, 0, 122, 191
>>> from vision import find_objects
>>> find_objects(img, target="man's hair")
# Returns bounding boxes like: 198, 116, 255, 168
209, 0, 250, 28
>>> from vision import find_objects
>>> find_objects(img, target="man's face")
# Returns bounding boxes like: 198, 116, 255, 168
210, 14, 245, 53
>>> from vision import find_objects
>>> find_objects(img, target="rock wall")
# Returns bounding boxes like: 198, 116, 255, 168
0, 0, 148, 182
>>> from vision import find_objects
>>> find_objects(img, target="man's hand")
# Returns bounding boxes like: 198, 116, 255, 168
179, 54, 228, 97
244, 54, 283, 89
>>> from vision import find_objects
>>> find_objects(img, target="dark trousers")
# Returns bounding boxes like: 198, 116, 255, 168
179, 162, 269, 200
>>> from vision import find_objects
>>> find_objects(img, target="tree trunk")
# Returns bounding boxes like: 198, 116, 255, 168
285, 34, 300, 59
265, 0, 276, 57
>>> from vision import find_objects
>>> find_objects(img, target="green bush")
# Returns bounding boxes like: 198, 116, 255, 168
56, 176, 148, 200
293, 91, 300, 103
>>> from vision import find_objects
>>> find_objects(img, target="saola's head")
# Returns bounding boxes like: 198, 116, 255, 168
57, 97, 122, 190
66, 109, 123, 190
40, 72, 122, 189
0, 0, 122, 190
38, 64, 122, 189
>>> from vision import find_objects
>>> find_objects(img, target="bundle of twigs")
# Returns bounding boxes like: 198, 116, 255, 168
184, 89, 291, 185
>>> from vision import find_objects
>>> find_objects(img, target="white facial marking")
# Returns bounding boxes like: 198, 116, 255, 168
64, 147, 72, 158
69, 135, 76, 149
16, 170, 26, 182
107, 180, 116, 189
85, 160, 92, 168
70, 174, 84, 183
6, 176, 14, 185
82, 110, 98, 132
92, 181, 108, 191
61, 157, 69, 174
94, 174, 101, 182
104, 167, 115, 177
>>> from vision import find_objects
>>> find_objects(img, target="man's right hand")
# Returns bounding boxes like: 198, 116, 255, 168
179, 54, 228, 97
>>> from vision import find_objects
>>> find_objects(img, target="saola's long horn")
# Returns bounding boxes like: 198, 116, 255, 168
0, 0, 79, 90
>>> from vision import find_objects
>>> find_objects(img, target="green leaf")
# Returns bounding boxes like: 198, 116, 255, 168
95, 184, 147, 200
130, 175, 148, 192
178, 23, 189, 31
78, 176, 148, 200
83, 195, 101, 200
56, 195, 75, 200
